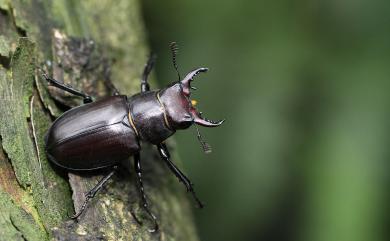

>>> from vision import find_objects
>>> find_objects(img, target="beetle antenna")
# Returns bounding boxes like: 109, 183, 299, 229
195, 125, 212, 154
170, 42, 181, 80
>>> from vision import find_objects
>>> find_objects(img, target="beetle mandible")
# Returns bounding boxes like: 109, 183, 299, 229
42, 43, 224, 232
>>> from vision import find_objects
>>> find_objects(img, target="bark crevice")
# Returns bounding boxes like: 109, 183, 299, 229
9, 216, 29, 241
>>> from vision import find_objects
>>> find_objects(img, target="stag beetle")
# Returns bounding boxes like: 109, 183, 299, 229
42, 43, 224, 232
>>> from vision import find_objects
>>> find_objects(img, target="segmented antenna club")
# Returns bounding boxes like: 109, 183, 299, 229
170, 42, 181, 80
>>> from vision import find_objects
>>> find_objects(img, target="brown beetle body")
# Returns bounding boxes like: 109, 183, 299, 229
42, 46, 224, 232
45, 95, 139, 170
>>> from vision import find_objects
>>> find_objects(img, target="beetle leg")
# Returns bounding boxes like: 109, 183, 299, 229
70, 166, 117, 219
157, 143, 204, 208
102, 61, 120, 96
140, 53, 156, 93
41, 72, 93, 104
133, 153, 159, 232
104, 77, 120, 96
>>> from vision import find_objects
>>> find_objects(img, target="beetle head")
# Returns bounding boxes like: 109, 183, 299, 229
160, 67, 225, 130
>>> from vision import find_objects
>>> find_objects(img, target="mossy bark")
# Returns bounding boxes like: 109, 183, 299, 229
0, 1, 199, 240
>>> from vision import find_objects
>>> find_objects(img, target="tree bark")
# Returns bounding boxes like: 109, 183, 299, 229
0, 0, 199, 240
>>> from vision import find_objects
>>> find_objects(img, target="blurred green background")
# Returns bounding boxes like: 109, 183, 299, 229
142, 1, 390, 241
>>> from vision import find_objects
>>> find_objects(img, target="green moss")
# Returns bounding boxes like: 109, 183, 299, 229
0, 190, 47, 241
0, 35, 11, 57
10, 38, 35, 118
79, 0, 152, 93
50, 0, 87, 37
0, 0, 9, 11
30, 95, 74, 224
0, 39, 34, 187
1, 38, 72, 233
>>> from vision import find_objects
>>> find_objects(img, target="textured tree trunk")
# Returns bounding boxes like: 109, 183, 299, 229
0, 0, 199, 240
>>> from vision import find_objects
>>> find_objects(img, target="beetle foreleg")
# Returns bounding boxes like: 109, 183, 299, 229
70, 166, 117, 219
140, 53, 156, 93
157, 143, 204, 208
133, 153, 159, 233
41, 72, 93, 104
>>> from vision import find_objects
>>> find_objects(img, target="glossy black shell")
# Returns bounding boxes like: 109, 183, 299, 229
128, 91, 175, 144
45, 95, 139, 170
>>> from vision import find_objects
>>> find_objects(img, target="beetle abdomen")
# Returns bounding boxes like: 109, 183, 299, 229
45, 95, 139, 170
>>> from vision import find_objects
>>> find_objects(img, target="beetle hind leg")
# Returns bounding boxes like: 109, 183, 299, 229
133, 153, 159, 233
70, 166, 117, 219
